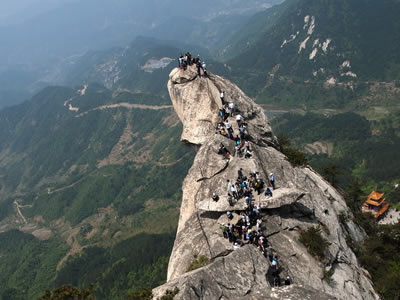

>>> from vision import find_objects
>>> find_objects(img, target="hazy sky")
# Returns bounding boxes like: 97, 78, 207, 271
0, 0, 278, 24
0, 0, 281, 66
0, 0, 280, 107
0, 0, 73, 25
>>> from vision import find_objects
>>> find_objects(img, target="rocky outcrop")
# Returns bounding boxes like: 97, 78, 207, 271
153, 245, 336, 300
155, 66, 379, 300
168, 67, 277, 147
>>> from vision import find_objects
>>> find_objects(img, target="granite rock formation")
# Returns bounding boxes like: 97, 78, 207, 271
153, 66, 380, 300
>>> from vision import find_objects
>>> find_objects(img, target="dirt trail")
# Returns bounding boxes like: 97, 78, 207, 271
47, 177, 86, 195
75, 102, 173, 117
56, 226, 84, 271
97, 102, 173, 110
14, 200, 32, 224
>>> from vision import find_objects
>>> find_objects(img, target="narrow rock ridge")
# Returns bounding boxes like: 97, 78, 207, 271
153, 67, 380, 300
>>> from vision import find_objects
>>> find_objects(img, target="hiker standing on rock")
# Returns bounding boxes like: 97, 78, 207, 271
220, 91, 225, 105
228, 102, 235, 116
178, 54, 184, 68
201, 61, 207, 76
212, 192, 219, 202
240, 125, 247, 140
238, 168, 244, 181
227, 180, 238, 199
269, 173, 275, 190
218, 109, 225, 121
196, 60, 201, 76
227, 180, 233, 194
227, 194, 234, 206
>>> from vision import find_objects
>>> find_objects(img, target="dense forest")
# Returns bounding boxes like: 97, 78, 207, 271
272, 111, 400, 298
272, 111, 400, 207
0, 74, 194, 299
0, 231, 174, 300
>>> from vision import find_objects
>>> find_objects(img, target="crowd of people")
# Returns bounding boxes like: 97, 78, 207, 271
213, 89, 278, 207
177, 55, 291, 287
221, 205, 266, 250
178, 52, 207, 76
212, 88, 291, 287
224, 169, 270, 207
219, 200, 288, 287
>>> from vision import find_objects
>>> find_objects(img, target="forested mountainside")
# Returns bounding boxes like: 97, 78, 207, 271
271, 112, 400, 206
1, 0, 400, 298
219, 0, 400, 112
0, 0, 281, 109
218, 0, 400, 218
269, 111, 400, 299
60, 37, 228, 98
0, 34, 233, 299
0, 39, 196, 299
207, 0, 400, 297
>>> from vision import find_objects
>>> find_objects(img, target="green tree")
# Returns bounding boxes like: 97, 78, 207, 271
1, 288, 21, 300
187, 255, 211, 272
277, 134, 308, 167
344, 180, 376, 235
299, 227, 329, 261
37, 285, 95, 300
320, 162, 342, 186
127, 288, 153, 300
160, 288, 179, 300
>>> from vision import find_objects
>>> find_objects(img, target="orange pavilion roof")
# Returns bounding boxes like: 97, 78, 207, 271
374, 202, 390, 218
368, 191, 385, 201
362, 190, 390, 218
364, 197, 386, 207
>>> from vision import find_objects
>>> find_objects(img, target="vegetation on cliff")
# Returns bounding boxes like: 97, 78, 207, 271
299, 227, 329, 261
273, 111, 400, 298
272, 112, 400, 206
0, 72, 194, 299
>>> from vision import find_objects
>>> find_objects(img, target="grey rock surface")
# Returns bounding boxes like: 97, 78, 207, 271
155, 67, 380, 300
153, 245, 337, 300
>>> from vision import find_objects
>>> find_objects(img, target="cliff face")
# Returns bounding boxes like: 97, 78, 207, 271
153, 67, 379, 300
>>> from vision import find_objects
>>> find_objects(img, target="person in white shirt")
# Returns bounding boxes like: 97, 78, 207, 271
269, 173, 275, 189
228, 102, 235, 116
224, 120, 233, 134
220, 91, 225, 105
233, 242, 240, 250
235, 114, 243, 126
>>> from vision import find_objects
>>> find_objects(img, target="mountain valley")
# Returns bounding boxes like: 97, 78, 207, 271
0, 0, 400, 299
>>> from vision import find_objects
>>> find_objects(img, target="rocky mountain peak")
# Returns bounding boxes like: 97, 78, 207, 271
168, 66, 278, 148
153, 67, 380, 299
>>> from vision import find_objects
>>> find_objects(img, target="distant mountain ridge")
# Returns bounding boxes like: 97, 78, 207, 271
0, 38, 197, 299
0, 0, 281, 68
223, 0, 400, 110
0, 0, 281, 109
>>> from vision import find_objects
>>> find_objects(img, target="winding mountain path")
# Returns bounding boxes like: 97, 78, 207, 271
47, 177, 86, 195
14, 200, 32, 224
97, 103, 173, 110
75, 102, 173, 117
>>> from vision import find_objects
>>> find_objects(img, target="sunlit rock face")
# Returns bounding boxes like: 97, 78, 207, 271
156, 67, 379, 300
